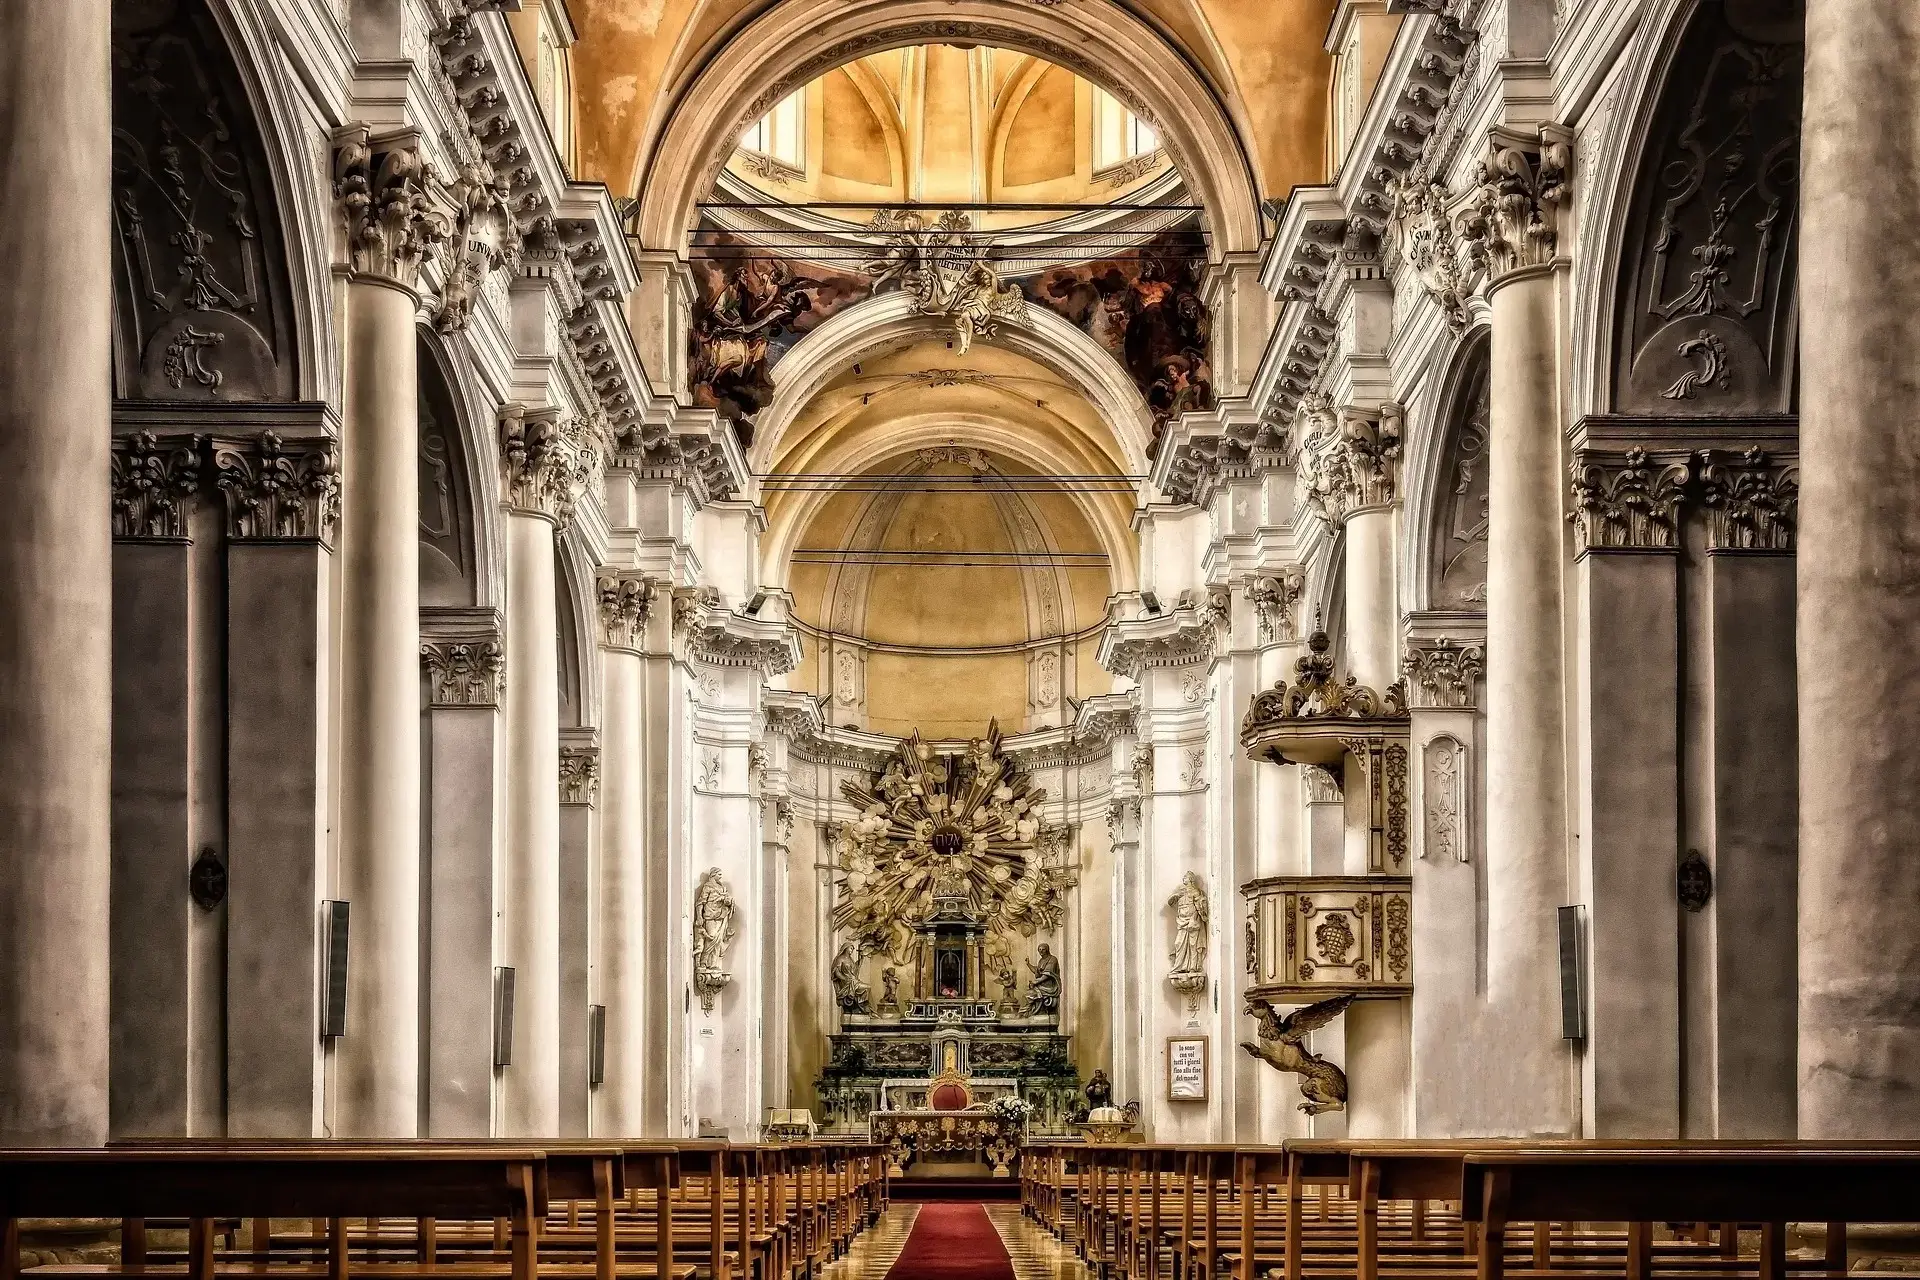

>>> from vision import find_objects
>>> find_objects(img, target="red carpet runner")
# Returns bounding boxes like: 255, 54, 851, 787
884, 1203, 1017, 1280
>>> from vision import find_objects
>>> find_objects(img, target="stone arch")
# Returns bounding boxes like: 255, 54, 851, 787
417, 334, 482, 608
632, 0, 1265, 256
555, 534, 600, 730
1573, 0, 1802, 418
110, 0, 303, 401
751, 290, 1155, 476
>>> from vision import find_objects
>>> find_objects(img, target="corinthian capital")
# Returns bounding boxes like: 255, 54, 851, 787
1696, 447, 1798, 552
112, 431, 204, 541
1402, 637, 1485, 710
499, 402, 587, 527
421, 639, 505, 707
1459, 125, 1571, 283
1297, 397, 1405, 526
333, 124, 448, 289
212, 432, 342, 544
1568, 447, 1690, 553
597, 571, 658, 651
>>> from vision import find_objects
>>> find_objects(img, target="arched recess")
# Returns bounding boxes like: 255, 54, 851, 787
760, 411, 1140, 596
110, 0, 302, 401
1403, 330, 1491, 614
632, 0, 1264, 256
418, 336, 483, 608
555, 535, 600, 730
751, 290, 1155, 476
1572, 0, 1801, 419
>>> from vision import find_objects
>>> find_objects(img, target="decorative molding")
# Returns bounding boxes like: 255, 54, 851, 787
1402, 637, 1484, 710
1568, 446, 1691, 552
211, 432, 341, 543
559, 745, 600, 804
332, 124, 448, 289
111, 431, 203, 541
1180, 747, 1207, 791
1244, 624, 1408, 730
1696, 446, 1798, 552
422, 639, 505, 708
692, 867, 738, 1012
1422, 734, 1469, 863
1298, 398, 1405, 526
1459, 125, 1572, 284
1097, 605, 1217, 680
863, 208, 1026, 354
596, 570, 657, 651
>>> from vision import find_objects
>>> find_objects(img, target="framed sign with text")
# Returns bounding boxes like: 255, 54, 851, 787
1166, 1035, 1209, 1102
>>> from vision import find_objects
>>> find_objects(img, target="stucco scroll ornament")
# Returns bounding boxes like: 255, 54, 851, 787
333, 124, 449, 290
435, 159, 517, 335
112, 431, 204, 541
1567, 447, 1691, 551
421, 639, 505, 707
864, 208, 1026, 354
1387, 177, 1485, 331
1457, 127, 1571, 282
1242, 621, 1409, 732
1166, 871, 1210, 1013
1402, 637, 1485, 710
691, 868, 738, 1012
596, 572, 657, 651
1244, 566, 1307, 643
1242, 993, 1356, 1114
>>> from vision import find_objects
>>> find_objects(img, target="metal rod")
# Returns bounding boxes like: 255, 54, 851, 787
697, 201, 1205, 212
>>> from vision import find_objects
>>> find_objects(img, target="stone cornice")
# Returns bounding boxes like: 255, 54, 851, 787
1096, 603, 1218, 679
1072, 691, 1141, 747
687, 604, 803, 676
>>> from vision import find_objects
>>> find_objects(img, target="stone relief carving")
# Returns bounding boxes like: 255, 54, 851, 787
1697, 446, 1798, 551
212, 433, 342, 544
436, 159, 517, 335
1458, 126, 1571, 283
1613, 10, 1801, 414
422, 639, 505, 708
691, 868, 737, 1012
558, 746, 599, 804
498, 402, 593, 530
1423, 734, 1470, 863
864, 208, 1026, 355
111, 432, 203, 541
1245, 567, 1307, 643
333, 124, 449, 290
1403, 637, 1485, 710
697, 751, 723, 791
1297, 397, 1406, 527
111, 0, 297, 400
1180, 748, 1207, 791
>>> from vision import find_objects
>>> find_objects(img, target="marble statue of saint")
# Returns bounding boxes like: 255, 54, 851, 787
831, 938, 872, 1014
1024, 942, 1062, 1016
1168, 871, 1209, 979
880, 965, 900, 1012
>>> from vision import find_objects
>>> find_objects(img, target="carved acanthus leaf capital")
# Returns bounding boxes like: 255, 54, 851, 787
112, 431, 204, 541
1402, 637, 1485, 710
1696, 447, 1798, 552
1568, 446, 1690, 552
597, 571, 658, 651
1297, 398, 1405, 526
333, 125, 448, 289
213, 432, 341, 543
1459, 125, 1572, 283
559, 745, 600, 804
499, 402, 590, 527
422, 639, 505, 707
1244, 566, 1308, 643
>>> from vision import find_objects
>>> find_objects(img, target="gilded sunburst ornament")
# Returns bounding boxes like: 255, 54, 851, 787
830, 720, 1077, 963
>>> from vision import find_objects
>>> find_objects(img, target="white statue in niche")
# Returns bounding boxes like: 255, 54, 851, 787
691, 868, 737, 1012
1167, 871, 1210, 1012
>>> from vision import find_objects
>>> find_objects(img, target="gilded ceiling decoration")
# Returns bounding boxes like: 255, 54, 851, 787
829, 721, 1077, 963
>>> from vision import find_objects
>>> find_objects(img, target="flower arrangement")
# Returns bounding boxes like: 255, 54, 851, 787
987, 1094, 1035, 1123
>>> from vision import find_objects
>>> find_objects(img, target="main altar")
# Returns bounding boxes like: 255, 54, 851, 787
814, 724, 1083, 1159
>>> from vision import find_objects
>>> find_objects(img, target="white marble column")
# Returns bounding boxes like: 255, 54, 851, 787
0, 0, 111, 1146
332, 126, 440, 1137
1470, 125, 1577, 1136
497, 403, 574, 1137
1798, 0, 1920, 1138
595, 572, 653, 1135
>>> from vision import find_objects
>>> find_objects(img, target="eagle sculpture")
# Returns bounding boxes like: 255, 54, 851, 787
1241, 993, 1356, 1115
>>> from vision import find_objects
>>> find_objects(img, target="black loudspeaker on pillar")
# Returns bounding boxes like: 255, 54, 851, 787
1557, 904, 1587, 1042
588, 1005, 607, 1086
493, 967, 516, 1068
321, 900, 350, 1039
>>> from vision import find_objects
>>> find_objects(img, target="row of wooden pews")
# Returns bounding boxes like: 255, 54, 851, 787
1021, 1138, 1920, 1280
0, 1139, 887, 1280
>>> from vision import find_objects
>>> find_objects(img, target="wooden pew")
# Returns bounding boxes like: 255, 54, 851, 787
1461, 1148, 1920, 1280
0, 1147, 545, 1280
